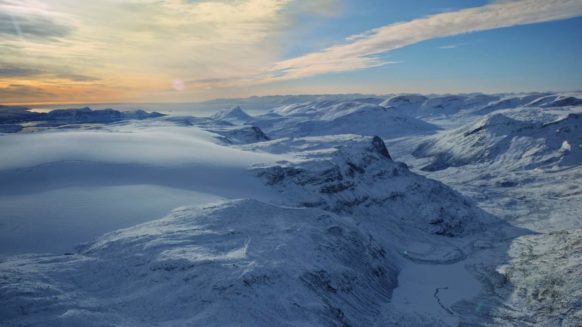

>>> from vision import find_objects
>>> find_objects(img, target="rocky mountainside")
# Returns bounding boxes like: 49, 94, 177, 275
1, 92, 581, 326
0, 200, 398, 326
247, 135, 491, 239
0, 120, 503, 326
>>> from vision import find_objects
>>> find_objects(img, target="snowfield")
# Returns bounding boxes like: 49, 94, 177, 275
0, 200, 398, 326
1, 92, 581, 326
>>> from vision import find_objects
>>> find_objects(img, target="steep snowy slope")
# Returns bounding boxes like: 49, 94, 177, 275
0, 200, 398, 327
249, 100, 440, 139
451, 228, 582, 326
475, 93, 551, 115
475, 94, 582, 114
383, 97, 582, 326
381, 94, 499, 118
211, 106, 254, 124
0, 116, 511, 326
495, 229, 582, 325
246, 135, 491, 239
377, 93, 582, 127
413, 113, 582, 171
2, 92, 581, 326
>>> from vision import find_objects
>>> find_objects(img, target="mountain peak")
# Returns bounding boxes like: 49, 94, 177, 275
371, 136, 392, 159
212, 106, 252, 123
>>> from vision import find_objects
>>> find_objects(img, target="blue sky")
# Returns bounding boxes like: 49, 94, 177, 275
276, 0, 582, 94
1, 0, 581, 104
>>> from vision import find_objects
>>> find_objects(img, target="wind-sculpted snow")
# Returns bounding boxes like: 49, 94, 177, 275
149, 114, 270, 144
0, 124, 283, 254
2, 92, 582, 326
381, 94, 501, 118
413, 113, 582, 171
0, 200, 398, 326
0, 125, 283, 172
477, 94, 582, 115
376, 93, 582, 121
243, 100, 441, 139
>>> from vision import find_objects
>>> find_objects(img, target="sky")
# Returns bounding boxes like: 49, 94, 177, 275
0, 0, 581, 105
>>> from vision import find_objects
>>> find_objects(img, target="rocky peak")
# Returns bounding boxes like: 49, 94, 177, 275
371, 136, 391, 159
212, 106, 253, 123
253, 135, 485, 237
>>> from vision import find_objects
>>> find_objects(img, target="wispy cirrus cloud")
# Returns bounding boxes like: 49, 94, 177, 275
439, 44, 461, 50
270, 0, 582, 81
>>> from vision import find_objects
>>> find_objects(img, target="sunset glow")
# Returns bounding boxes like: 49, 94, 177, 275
1, 0, 581, 105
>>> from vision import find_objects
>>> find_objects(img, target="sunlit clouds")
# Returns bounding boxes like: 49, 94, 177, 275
1, 0, 325, 103
0, 0, 581, 104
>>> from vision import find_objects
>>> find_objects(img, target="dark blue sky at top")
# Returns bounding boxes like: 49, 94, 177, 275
277, 0, 582, 93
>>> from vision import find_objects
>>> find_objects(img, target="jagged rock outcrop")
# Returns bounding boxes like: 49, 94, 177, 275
249, 135, 491, 237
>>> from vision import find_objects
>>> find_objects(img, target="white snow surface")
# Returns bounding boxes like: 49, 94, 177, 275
1, 91, 582, 326
0, 200, 398, 326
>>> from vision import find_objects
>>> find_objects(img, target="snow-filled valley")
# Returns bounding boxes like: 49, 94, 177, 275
1, 93, 581, 326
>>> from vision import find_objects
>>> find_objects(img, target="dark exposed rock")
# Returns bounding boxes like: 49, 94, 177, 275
254, 136, 487, 237
371, 136, 391, 159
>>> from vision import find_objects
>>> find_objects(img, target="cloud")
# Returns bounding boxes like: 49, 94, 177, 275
271, 0, 582, 80
0, 0, 74, 40
53, 73, 99, 82
0, 0, 341, 102
0, 84, 54, 100
0, 66, 41, 77
0, 63, 98, 82
2, 0, 580, 103
439, 44, 460, 50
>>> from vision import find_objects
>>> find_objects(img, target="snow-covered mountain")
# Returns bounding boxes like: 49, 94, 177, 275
246, 100, 440, 139
247, 135, 490, 238
0, 107, 164, 132
0, 116, 505, 325
211, 106, 254, 124
378, 92, 582, 122
1, 91, 581, 326
381, 94, 500, 118
0, 200, 398, 326
413, 112, 581, 171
